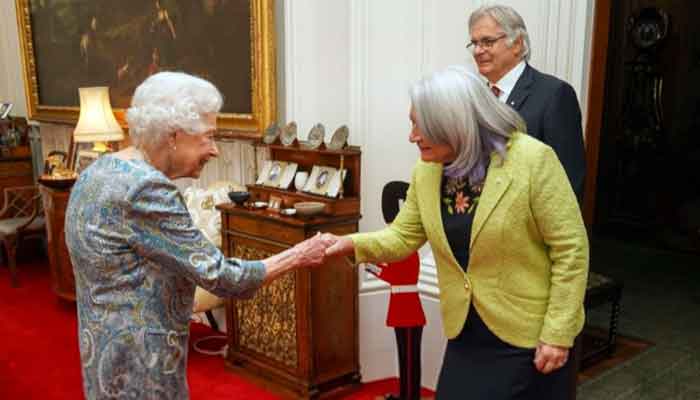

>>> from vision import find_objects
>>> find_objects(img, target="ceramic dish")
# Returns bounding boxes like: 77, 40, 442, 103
280, 208, 297, 216
302, 123, 325, 149
281, 122, 298, 146
253, 201, 268, 209
262, 123, 281, 145
294, 201, 325, 217
327, 125, 349, 150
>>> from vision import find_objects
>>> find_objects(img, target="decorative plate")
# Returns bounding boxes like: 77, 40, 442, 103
303, 123, 325, 149
281, 121, 298, 146
262, 123, 281, 144
327, 125, 349, 150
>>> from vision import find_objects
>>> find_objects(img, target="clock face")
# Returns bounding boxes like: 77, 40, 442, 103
629, 8, 668, 50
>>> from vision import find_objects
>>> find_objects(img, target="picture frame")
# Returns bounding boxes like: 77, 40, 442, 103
268, 195, 282, 211
15, 0, 276, 139
260, 160, 287, 188
0, 102, 13, 119
303, 165, 337, 196
75, 149, 100, 175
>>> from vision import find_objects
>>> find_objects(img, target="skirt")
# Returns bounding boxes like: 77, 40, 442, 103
435, 306, 574, 400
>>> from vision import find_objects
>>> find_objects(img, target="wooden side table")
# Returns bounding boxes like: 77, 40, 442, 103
582, 272, 624, 367
217, 203, 361, 399
39, 184, 75, 301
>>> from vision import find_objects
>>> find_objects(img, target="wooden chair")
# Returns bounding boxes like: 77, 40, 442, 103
0, 185, 45, 287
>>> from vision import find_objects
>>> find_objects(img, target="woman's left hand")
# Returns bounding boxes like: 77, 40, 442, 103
533, 342, 569, 374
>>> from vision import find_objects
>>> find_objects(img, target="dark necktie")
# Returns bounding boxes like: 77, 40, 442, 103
490, 84, 502, 98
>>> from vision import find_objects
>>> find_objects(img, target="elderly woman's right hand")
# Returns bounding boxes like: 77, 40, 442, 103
292, 233, 336, 268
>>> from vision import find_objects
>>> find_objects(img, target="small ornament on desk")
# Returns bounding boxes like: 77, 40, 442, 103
278, 162, 298, 189
294, 171, 309, 192
268, 195, 283, 211
263, 122, 281, 144
327, 125, 349, 150
0, 102, 13, 120
326, 168, 347, 198
281, 121, 297, 146
302, 123, 325, 149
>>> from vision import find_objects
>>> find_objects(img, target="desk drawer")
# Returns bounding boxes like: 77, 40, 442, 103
224, 214, 305, 245
0, 160, 32, 177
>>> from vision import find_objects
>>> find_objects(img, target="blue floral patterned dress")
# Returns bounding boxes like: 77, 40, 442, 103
65, 155, 266, 399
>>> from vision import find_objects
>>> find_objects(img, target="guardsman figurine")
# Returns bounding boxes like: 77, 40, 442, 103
367, 251, 426, 400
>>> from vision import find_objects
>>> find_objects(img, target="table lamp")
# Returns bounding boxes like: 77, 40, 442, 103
73, 87, 124, 153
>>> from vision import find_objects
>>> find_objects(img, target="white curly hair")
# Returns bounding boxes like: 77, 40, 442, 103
125, 71, 223, 147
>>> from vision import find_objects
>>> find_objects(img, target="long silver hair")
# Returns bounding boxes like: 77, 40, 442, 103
469, 4, 531, 62
126, 71, 223, 148
409, 65, 525, 184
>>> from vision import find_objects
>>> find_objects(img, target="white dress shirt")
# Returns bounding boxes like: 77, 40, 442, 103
490, 60, 526, 104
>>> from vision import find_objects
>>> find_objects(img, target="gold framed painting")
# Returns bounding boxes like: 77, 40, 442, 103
15, 0, 276, 139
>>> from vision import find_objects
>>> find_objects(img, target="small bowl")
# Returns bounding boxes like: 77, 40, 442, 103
293, 201, 325, 217
253, 201, 268, 209
280, 208, 297, 216
228, 191, 250, 206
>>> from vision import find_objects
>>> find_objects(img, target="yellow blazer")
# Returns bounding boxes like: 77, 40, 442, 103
350, 133, 589, 348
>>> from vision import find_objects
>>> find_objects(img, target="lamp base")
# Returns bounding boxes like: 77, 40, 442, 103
91, 141, 109, 153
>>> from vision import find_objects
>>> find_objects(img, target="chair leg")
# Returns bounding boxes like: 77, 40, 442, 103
4, 236, 19, 287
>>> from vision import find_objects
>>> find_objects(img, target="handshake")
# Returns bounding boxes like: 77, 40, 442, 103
291, 232, 355, 269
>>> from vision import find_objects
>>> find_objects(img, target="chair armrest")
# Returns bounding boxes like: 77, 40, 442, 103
16, 193, 43, 231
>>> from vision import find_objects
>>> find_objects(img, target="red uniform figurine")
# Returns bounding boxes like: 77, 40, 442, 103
367, 251, 426, 400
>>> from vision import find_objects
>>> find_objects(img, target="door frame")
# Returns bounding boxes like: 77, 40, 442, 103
582, 0, 612, 228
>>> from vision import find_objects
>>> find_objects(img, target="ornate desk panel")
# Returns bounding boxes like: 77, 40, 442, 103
218, 204, 360, 399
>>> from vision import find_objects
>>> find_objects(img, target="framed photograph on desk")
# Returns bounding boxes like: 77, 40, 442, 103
303, 166, 337, 196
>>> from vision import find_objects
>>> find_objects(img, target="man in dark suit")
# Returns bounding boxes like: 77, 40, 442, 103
468, 5, 586, 201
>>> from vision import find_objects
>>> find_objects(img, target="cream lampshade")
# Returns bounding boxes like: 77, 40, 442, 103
73, 87, 124, 152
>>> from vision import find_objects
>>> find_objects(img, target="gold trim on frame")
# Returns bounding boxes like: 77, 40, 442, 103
15, 0, 277, 140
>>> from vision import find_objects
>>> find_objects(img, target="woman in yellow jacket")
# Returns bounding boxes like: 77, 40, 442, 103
325, 65, 589, 399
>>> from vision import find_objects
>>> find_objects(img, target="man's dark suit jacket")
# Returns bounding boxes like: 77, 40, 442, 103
506, 64, 586, 201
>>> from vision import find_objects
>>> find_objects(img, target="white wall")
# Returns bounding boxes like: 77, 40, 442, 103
1, 0, 595, 391
0, 1, 28, 117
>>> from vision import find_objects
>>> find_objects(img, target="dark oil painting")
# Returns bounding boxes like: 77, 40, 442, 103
28, 0, 252, 114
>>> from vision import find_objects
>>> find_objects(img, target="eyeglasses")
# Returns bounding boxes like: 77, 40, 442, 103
466, 34, 507, 50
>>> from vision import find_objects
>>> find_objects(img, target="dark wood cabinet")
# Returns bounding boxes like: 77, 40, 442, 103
218, 206, 361, 398
217, 143, 362, 398
39, 184, 75, 301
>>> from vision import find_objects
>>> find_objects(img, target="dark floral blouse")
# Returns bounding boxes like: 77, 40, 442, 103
440, 172, 484, 271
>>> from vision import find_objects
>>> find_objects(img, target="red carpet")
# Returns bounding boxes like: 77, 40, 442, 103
0, 256, 433, 399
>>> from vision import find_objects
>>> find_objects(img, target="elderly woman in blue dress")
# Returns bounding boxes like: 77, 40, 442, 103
65, 72, 331, 399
